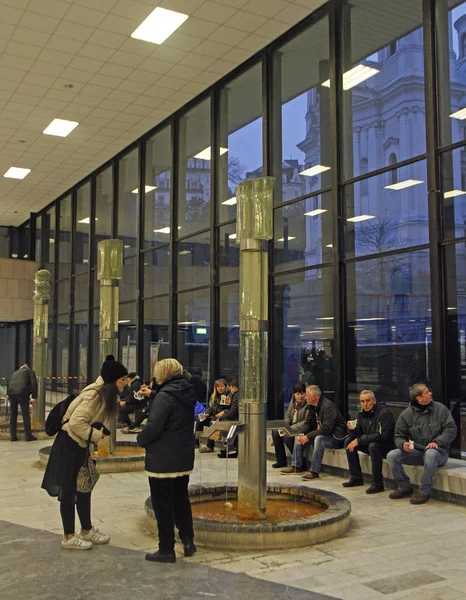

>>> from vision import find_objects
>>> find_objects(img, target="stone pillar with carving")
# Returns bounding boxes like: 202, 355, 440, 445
97, 239, 123, 454
31, 269, 51, 429
236, 176, 274, 519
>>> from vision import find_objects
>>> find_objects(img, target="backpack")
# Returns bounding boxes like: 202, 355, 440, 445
45, 394, 76, 436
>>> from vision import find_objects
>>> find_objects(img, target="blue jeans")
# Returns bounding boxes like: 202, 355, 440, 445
292, 434, 337, 474
387, 448, 448, 495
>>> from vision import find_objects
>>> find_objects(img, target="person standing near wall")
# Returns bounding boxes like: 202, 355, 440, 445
8, 364, 38, 442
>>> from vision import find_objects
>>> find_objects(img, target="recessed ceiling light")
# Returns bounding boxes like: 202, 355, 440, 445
304, 209, 327, 216
18, 139, 26, 144
347, 214, 375, 222
326, 244, 333, 248
118, 320, 130, 324
228, 233, 237, 239
132, 185, 157, 194
450, 107, 466, 120
222, 197, 237, 205
178, 321, 200, 325
444, 189, 466, 198
300, 165, 331, 177
4, 167, 31, 179
194, 147, 228, 161
385, 179, 423, 190
78, 217, 98, 224
287, 324, 300, 328
43, 118, 79, 137
64, 84, 74, 89
277, 236, 296, 241
355, 317, 386, 321
131, 7, 188, 45
322, 64, 380, 90
178, 250, 191, 255
154, 227, 171, 234
317, 317, 334, 320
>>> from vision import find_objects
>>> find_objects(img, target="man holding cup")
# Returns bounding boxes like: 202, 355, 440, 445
343, 390, 395, 494
387, 383, 457, 504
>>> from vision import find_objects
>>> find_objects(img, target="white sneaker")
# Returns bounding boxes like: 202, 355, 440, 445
61, 535, 93, 551
80, 527, 110, 545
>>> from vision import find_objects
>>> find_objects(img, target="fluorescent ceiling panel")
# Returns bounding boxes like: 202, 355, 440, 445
222, 197, 237, 205
299, 165, 330, 177
131, 7, 188, 45
4, 167, 31, 179
228, 233, 237, 239
322, 64, 380, 90
194, 147, 228, 161
304, 208, 327, 216
450, 107, 466, 120
43, 118, 79, 137
132, 185, 157, 194
347, 214, 375, 222
385, 179, 423, 190
444, 189, 466, 198
277, 236, 296, 241
78, 217, 98, 224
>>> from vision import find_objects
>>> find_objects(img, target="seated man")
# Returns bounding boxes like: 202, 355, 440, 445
387, 383, 457, 505
282, 385, 346, 479
117, 372, 143, 428
271, 382, 308, 468
217, 379, 239, 459
343, 389, 395, 494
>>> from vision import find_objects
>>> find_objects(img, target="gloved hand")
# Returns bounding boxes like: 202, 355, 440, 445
91, 422, 111, 436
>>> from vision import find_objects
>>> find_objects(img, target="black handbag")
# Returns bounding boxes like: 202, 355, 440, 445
76, 429, 100, 493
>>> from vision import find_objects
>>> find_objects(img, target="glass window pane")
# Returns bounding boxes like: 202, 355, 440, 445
441, 147, 466, 240
44, 207, 56, 280
143, 295, 171, 379
272, 268, 335, 418
346, 249, 432, 414
341, 0, 425, 180
74, 273, 89, 312
177, 288, 210, 377
177, 232, 210, 290
121, 255, 137, 303
219, 284, 239, 381
92, 307, 100, 380
178, 99, 211, 237
74, 311, 88, 381
143, 246, 170, 298
57, 315, 70, 377
278, 15, 331, 204
59, 195, 71, 278
58, 279, 70, 315
345, 160, 428, 258
35, 215, 42, 266
76, 182, 91, 275
219, 223, 239, 282
274, 192, 332, 272
118, 149, 138, 256
218, 64, 263, 222
145, 126, 171, 249
119, 302, 137, 372
95, 167, 113, 261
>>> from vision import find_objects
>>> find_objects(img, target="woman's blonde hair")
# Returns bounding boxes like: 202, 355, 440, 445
209, 378, 228, 406
154, 358, 183, 384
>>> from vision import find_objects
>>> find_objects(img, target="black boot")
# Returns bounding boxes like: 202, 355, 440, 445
145, 549, 176, 563
182, 539, 197, 557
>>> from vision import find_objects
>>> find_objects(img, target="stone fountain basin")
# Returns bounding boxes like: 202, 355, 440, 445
145, 482, 351, 551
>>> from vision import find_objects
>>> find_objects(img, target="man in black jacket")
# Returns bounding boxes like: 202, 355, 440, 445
217, 379, 239, 459
281, 385, 346, 478
117, 372, 144, 428
9, 364, 37, 441
343, 390, 395, 494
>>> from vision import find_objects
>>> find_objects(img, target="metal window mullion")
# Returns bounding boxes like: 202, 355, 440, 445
86, 175, 97, 384
68, 189, 77, 386
136, 141, 145, 375
210, 89, 219, 383
169, 118, 178, 358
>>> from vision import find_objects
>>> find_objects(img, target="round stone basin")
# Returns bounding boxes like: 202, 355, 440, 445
39, 441, 145, 473
145, 482, 351, 551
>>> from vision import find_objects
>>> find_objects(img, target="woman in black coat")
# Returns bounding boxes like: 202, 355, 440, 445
137, 358, 197, 563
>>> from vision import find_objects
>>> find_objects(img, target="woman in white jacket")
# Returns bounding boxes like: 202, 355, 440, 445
42, 356, 128, 550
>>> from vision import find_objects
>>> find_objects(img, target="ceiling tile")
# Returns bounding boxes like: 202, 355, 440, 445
63, 5, 108, 27
74, 94, 105, 107
206, 58, 238, 75
223, 10, 267, 32
30, 61, 66, 78
168, 64, 202, 81
11, 26, 51, 47
5, 41, 42, 60
274, 3, 310, 24
75, 0, 118, 11
180, 53, 216, 70
194, 39, 233, 58
19, 11, 60, 33
158, 0, 206, 15
98, 13, 139, 36
214, 0, 248, 7
59, 67, 96, 83
220, 46, 253, 64
177, 17, 219, 39
99, 62, 133, 79
256, 19, 288, 38
139, 57, 173, 75
193, 2, 238, 24
127, 69, 161, 85
108, 50, 145, 68
23, 72, 55, 88
78, 44, 116, 62
244, 0, 290, 18
208, 25, 250, 45
87, 29, 126, 49
181, 80, 210, 95
111, 0, 155, 21
237, 32, 271, 52
0, 66, 25, 83
81, 84, 112, 98
2, 5, 24, 26
26, 0, 71, 18
162, 31, 203, 52
117, 79, 150, 94
53, 21, 94, 42
106, 89, 139, 103
88, 73, 122, 88
0, 54, 33, 71
69, 56, 105, 73
151, 45, 187, 64
37, 48, 75, 67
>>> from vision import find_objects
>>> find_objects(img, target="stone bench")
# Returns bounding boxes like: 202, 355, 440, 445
266, 435, 466, 506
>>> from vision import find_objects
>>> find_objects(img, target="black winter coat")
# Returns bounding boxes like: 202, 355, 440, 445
219, 391, 239, 421
121, 376, 143, 406
8, 366, 37, 398
137, 375, 196, 474
347, 402, 395, 446
303, 396, 347, 443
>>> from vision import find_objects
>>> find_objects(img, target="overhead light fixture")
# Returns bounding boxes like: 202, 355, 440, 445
222, 197, 237, 205
154, 227, 170, 234
131, 7, 188, 45
444, 190, 466, 198
326, 244, 333, 248
78, 217, 98, 224
118, 320, 130, 324
322, 64, 380, 90
4, 167, 30, 179
228, 233, 237, 239
301, 331, 323, 335
450, 107, 466, 120
287, 324, 300, 328
132, 185, 157, 194
300, 165, 331, 177
277, 236, 296, 242
49, 238, 55, 244
304, 209, 327, 217
447, 306, 457, 310
194, 147, 228, 161
43, 118, 79, 137
124, 244, 131, 249
317, 317, 334, 320
347, 214, 375, 222
178, 321, 200, 325
385, 179, 423, 190
178, 250, 191, 255
355, 317, 386, 322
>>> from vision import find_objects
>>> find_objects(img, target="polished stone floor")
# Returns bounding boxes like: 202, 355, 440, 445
2, 437, 466, 600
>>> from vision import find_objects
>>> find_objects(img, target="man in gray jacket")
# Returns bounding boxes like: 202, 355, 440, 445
8, 364, 38, 442
387, 383, 457, 504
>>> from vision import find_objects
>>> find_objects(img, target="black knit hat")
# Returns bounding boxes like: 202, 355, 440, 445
100, 355, 128, 384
